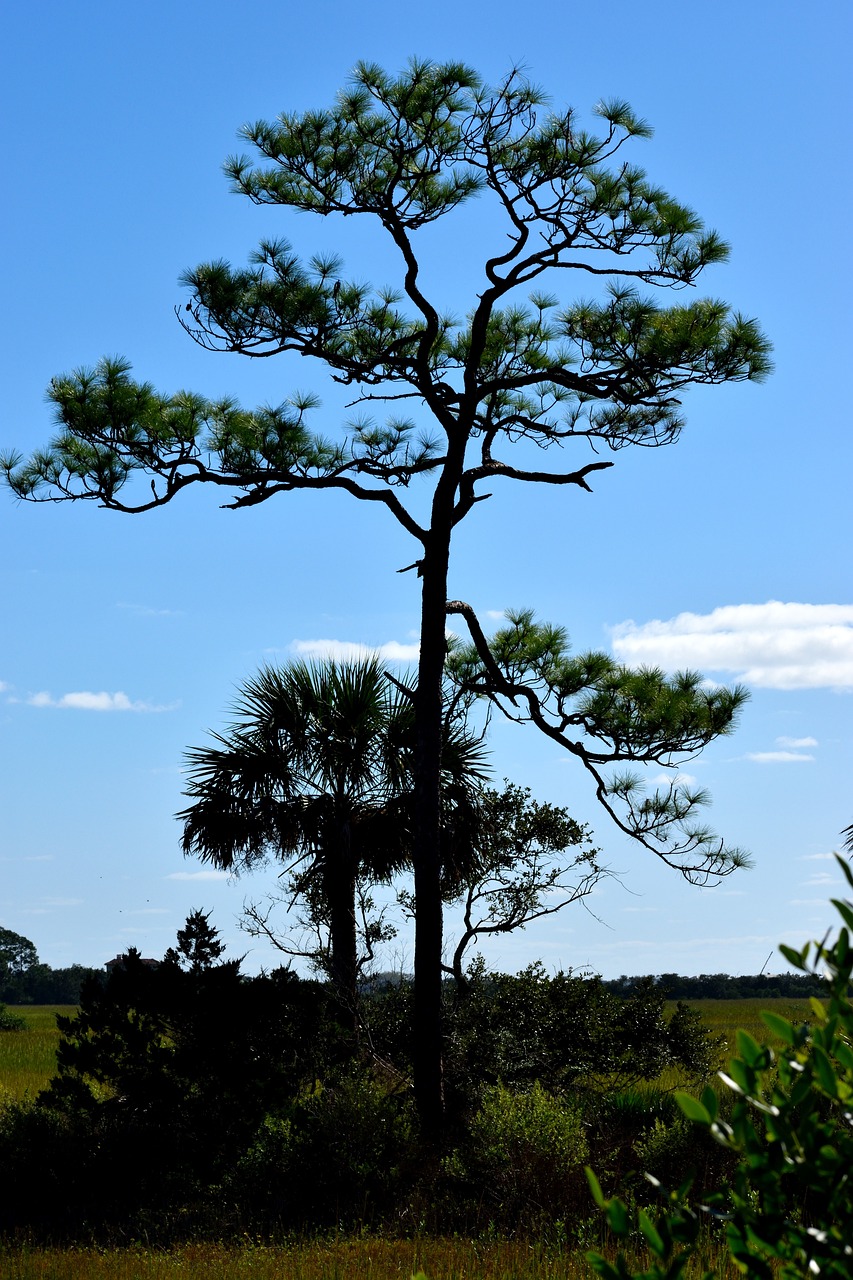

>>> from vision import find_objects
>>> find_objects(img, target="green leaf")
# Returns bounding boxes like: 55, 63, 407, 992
637, 1207, 666, 1257
726, 1057, 756, 1094
585, 1165, 607, 1208
760, 1010, 795, 1044
835, 853, 853, 891
606, 1197, 630, 1236
675, 1091, 711, 1124
736, 1029, 763, 1065
700, 1084, 719, 1121
779, 943, 807, 970
831, 899, 853, 934
835, 1039, 853, 1073
585, 1254, 620, 1280
812, 1044, 839, 1097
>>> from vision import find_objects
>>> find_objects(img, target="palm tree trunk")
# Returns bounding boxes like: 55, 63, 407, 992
324, 820, 359, 1038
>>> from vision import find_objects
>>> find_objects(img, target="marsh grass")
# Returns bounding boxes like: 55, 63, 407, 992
680, 997, 813, 1059
0, 1006, 73, 1103
0, 1237, 741, 1279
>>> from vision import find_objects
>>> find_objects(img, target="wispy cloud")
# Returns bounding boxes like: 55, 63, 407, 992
290, 638, 420, 664
745, 750, 815, 764
28, 690, 177, 712
802, 852, 837, 861
167, 870, 230, 881
610, 601, 853, 690
118, 602, 184, 618
777, 736, 818, 749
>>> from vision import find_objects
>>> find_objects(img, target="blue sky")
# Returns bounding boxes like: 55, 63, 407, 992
1, 0, 851, 979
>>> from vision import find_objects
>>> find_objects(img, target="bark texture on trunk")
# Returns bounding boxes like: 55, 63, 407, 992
411, 526, 453, 1129
325, 819, 359, 1038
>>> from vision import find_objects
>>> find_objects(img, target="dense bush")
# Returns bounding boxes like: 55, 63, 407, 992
0, 934, 720, 1241
0, 949, 352, 1237
0, 1002, 25, 1031
365, 962, 717, 1115
589, 856, 853, 1279
443, 1081, 589, 1227
230, 1072, 416, 1229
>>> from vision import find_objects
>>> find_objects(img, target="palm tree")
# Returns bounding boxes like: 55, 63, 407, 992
178, 657, 488, 1030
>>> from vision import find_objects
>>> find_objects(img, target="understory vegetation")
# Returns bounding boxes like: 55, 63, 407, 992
0, 944, 728, 1243
3, 887, 852, 1279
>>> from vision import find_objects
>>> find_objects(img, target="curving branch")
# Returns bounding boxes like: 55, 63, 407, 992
446, 599, 751, 882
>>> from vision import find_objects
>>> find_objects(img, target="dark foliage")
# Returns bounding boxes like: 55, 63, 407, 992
605, 971, 831, 999
362, 964, 717, 1116
0, 947, 351, 1238
0, 941, 721, 1241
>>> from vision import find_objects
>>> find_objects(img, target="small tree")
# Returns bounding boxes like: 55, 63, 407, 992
4, 61, 770, 1120
163, 909, 225, 972
399, 780, 606, 991
0, 927, 39, 1001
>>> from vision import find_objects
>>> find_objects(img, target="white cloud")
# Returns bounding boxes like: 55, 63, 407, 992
802, 852, 837, 861
648, 771, 699, 788
745, 751, 815, 763
0, 681, 9, 693
28, 690, 176, 712
776, 736, 818, 748
290, 638, 420, 664
167, 870, 229, 881
610, 601, 853, 690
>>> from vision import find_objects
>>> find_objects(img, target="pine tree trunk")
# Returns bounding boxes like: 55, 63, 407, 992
412, 528, 453, 1129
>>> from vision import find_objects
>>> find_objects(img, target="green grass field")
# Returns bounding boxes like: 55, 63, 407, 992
0, 1005, 75, 1103
680, 997, 813, 1058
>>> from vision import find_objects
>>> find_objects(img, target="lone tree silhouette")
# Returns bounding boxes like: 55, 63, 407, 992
3, 60, 770, 1123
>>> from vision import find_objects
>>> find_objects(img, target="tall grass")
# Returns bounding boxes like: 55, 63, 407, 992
0, 1006, 73, 1103
0, 1237, 741, 1279
681, 997, 813, 1058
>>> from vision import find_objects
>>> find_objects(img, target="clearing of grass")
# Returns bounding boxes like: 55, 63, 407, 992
0, 1005, 74, 1103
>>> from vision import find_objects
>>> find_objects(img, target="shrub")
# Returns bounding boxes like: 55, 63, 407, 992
588, 854, 853, 1279
0, 1003, 25, 1031
447, 1082, 588, 1227
230, 1072, 415, 1230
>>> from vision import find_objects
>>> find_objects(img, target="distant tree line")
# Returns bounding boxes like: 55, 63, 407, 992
604, 971, 829, 1000
0, 927, 101, 1005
